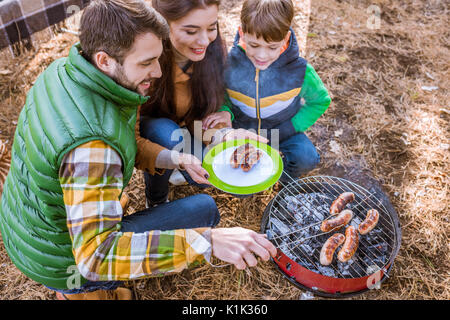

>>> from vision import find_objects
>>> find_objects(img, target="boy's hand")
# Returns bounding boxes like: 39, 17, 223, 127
178, 153, 211, 185
202, 111, 232, 130
211, 227, 277, 269
223, 128, 269, 144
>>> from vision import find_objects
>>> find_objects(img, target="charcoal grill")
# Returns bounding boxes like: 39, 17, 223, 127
261, 175, 402, 298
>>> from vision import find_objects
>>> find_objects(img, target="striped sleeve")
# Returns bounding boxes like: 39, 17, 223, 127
59, 140, 211, 281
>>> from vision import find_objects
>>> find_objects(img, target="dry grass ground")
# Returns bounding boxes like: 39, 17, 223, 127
0, 0, 448, 300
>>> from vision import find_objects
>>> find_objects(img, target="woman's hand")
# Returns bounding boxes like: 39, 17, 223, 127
202, 111, 232, 130
177, 153, 211, 185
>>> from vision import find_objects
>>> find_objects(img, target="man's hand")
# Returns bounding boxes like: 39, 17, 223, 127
178, 153, 211, 185
211, 227, 277, 269
223, 128, 269, 144
202, 111, 232, 130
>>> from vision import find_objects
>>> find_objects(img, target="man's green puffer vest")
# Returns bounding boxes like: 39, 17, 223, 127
0, 43, 147, 289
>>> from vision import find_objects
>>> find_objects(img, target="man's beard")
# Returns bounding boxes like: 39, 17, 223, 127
111, 63, 139, 94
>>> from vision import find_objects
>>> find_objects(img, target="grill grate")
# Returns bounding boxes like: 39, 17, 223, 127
265, 175, 399, 279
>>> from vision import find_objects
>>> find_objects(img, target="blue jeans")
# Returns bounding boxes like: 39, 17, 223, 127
277, 132, 320, 183
140, 117, 210, 204
47, 194, 220, 294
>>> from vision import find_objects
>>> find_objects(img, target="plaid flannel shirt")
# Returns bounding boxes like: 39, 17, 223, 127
59, 140, 212, 281
0, 0, 90, 50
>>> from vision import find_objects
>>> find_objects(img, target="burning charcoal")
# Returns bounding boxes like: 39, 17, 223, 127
336, 259, 355, 277
367, 242, 388, 253
339, 267, 351, 277
317, 266, 336, 277
285, 195, 301, 207
271, 217, 291, 235
301, 244, 314, 255
293, 213, 304, 224
313, 211, 325, 221
284, 250, 298, 262
287, 202, 298, 213
352, 216, 362, 226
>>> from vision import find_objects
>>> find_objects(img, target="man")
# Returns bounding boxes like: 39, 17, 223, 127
0, 0, 276, 300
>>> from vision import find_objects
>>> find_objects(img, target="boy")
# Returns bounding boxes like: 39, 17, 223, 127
224, 0, 331, 183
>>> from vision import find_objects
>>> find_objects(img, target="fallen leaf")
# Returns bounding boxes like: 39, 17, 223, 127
329, 140, 342, 154
421, 86, 439, 91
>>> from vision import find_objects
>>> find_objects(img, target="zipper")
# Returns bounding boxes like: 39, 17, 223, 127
254, 69, 261, 135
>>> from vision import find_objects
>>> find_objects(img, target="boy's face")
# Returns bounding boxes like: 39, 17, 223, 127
242, 31, 290, 70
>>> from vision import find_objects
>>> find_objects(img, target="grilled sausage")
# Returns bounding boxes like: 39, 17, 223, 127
230, 143, 255, 168
320, 233, 346, 266
320, 209, 353, 233
337, 226, 359, 263
241, 149, 263, 172
329, 192, 355, 215
358, 209, 380, 235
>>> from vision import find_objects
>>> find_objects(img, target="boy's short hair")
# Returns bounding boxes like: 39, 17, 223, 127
241, 0, 294, 42
79, 0, 169, 64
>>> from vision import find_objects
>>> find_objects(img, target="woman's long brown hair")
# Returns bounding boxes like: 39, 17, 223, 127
145, 0, 226, 126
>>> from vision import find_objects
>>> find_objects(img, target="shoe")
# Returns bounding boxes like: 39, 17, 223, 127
56, 287, 132, 300
169, 169, 188, 186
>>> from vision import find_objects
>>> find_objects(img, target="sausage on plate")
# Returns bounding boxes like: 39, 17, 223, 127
320, 233, 346, 266
241, 149, 263, 172
230, 143, 255, 168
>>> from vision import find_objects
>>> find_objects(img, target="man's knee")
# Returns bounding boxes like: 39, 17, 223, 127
192, 194, 220, 227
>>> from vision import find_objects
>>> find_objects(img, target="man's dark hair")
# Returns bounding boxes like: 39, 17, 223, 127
79, 0, 169, 64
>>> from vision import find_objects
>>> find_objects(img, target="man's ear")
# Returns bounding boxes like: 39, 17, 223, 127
93, 51, 115, 76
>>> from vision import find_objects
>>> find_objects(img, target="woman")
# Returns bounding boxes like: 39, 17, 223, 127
136, 0, 265, 206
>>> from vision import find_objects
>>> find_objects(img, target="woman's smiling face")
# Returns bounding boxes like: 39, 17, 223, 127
168, 5, 219, 62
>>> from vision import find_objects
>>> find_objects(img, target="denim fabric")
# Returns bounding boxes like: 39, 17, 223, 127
277, 132, 320, 183
47, 194, 220, 294
120, 194, 220, 232
140, 116, 210, 203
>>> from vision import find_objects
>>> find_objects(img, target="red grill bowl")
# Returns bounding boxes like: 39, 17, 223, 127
261, 176, 402, 298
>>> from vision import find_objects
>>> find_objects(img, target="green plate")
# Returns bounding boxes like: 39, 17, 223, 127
202, 139, 283, 195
